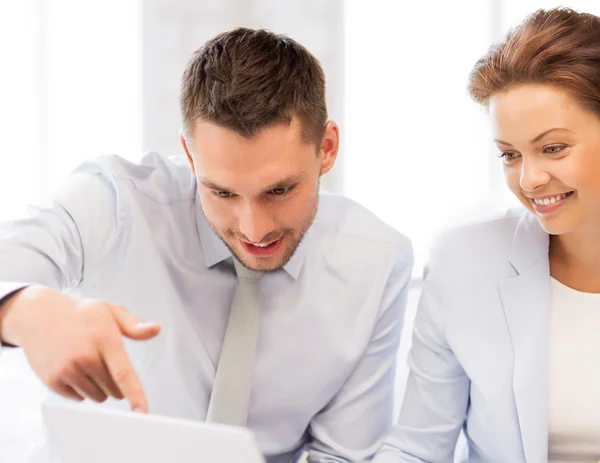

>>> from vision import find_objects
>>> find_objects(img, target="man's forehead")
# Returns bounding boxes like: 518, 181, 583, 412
191, 117, 303, 143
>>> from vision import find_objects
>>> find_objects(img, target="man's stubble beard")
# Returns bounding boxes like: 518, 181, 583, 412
208, 194, 319, 272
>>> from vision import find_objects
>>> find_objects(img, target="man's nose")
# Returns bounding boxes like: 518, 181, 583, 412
238, 202, 275, 243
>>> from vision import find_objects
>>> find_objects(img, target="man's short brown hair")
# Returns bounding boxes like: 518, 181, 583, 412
180, 27, 327, 146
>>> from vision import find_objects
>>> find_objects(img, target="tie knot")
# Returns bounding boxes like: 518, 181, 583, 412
233, 258, 262, 281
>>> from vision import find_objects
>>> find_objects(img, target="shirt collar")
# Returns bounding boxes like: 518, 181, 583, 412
194, 193, 309, 280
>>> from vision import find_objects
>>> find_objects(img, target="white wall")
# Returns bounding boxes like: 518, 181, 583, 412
344, 0, 511, 273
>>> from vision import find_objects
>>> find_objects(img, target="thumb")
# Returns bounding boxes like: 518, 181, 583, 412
110, 305, 161, 340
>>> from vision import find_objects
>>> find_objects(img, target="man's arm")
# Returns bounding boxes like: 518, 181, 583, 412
0, 167, 159, 410
0, 170, 118, 299
303, 238, 414, 462
0, 170, 118, 343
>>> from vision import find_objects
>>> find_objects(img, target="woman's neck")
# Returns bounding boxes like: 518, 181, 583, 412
550, 227, 600, 293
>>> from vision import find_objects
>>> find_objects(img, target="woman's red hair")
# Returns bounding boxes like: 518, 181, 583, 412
469, 7, 600, 116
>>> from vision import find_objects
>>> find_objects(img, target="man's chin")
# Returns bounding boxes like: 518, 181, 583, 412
246, 259, 284, 272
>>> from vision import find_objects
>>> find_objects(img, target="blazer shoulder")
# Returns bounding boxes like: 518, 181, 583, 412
428, 208, 524, 278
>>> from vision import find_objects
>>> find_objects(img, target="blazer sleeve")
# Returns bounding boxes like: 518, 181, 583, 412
374, 235, 470, 463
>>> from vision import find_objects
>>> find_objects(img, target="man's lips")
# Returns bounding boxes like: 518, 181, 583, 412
239, 236, 284, 256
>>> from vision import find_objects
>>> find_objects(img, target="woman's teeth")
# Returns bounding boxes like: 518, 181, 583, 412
533, 192, 571, 206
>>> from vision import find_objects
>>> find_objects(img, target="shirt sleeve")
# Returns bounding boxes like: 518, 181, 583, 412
373, 236, 470, 463
304, 237, 414, 462
0, 165, 120, 351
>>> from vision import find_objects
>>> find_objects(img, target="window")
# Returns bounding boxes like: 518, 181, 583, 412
0, 1, 41, 220
0, 0, 142, 220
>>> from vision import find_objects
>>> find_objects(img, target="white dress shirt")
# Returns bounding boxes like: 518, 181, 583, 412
549, 277, 600, 463
0, 152, 413, 463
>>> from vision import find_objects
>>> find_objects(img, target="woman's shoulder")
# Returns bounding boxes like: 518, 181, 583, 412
427, 208, 529, 278
437, 208, 523, 249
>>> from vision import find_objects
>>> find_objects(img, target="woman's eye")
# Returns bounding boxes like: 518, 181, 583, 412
544, 145, 565, 154
499, 151, 521, 161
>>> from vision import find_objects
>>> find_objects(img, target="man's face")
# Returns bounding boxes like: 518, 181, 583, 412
183, 117, 338, 271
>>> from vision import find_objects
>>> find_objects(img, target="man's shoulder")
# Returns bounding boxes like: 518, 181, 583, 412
314, 191, 412, 261
76, 152, 196, 204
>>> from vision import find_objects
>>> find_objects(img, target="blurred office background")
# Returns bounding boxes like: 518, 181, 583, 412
1, 0, 599, 461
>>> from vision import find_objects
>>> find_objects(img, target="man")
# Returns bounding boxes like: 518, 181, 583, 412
0, 28, 412, 462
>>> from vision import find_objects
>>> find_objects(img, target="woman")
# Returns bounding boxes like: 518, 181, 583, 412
375, 7, 600, 463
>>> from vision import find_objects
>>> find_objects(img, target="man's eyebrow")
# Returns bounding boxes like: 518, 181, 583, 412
198, 172, 306, 193
262, 173, 305, 192
198, 178, 229, 191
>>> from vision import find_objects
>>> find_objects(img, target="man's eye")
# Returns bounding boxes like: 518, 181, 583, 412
215, 191, 232, 198
270, 187, 288, 195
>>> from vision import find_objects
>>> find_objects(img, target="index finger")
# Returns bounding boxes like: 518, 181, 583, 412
100, 337, 148, 413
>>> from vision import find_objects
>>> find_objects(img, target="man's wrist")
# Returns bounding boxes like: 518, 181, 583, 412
0, 286, 34, 347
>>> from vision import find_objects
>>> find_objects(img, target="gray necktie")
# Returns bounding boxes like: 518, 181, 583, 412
206, 259, 262, 426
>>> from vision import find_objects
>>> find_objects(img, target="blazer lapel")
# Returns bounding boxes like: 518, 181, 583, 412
498, 211, 550, 463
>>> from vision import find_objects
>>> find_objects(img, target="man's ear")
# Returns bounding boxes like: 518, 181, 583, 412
319, 121, 339, 176
179, 129, 195, 174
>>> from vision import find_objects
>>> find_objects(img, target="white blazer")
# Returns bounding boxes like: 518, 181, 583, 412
376, 208, 554, 463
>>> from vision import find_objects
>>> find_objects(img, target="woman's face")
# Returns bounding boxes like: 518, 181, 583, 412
489, 83, 600, 236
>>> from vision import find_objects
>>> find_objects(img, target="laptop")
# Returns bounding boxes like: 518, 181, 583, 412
41, 401, 266, 463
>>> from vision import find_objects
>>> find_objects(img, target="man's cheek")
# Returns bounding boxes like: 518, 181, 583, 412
203, 199, 229, 224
